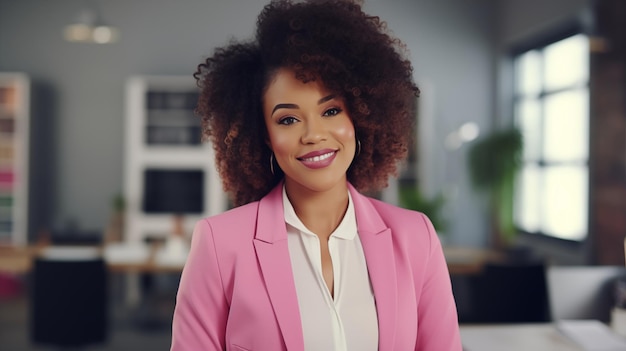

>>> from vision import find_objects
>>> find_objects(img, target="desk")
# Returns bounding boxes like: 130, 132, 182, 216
0, 244, 185, 274
0, 244, 186, 308
103, 242, 186, 306
0, 245, 36, 274
444, 246, 501, 275
460, 323, 583, 351
104, 242, 186, 273
2, 245, 495, 276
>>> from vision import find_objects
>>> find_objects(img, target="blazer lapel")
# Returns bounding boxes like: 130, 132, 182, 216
254, 184, 305, 351
349, 184, 398, 351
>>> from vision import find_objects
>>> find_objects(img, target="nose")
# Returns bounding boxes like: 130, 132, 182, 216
301, 117, 326, 144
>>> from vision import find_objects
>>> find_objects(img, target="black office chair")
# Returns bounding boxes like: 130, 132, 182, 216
469, 261, 551, 323
30, 249, 108, 349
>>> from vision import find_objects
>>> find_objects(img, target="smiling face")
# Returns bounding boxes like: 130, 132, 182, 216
263, 68, 356, 196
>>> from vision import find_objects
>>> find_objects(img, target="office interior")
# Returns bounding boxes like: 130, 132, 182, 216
1, 0, 626, 350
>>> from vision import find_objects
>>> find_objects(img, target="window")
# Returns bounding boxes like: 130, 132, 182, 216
513, 33, 589, 241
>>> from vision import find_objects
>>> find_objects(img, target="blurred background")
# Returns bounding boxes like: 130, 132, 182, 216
0, 0, 625, 350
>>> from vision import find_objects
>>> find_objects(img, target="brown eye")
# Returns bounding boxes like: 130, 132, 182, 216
278, 116, 298, 125
323, 108, 342, 117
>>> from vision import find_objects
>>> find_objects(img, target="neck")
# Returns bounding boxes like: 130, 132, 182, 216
285, 180, 349, 241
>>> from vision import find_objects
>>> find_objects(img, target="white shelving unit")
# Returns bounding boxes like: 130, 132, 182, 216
124, 76, 226, 244
0, 73, 30, 246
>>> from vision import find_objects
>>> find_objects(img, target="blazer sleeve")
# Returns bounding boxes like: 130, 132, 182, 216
415, 213, 463, 351
171, 219, 228, 351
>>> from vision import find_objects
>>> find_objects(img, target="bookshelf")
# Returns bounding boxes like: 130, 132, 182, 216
0, 73, 30, 246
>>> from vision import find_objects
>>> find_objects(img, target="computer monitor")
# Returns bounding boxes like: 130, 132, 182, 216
142, 169, 204, 214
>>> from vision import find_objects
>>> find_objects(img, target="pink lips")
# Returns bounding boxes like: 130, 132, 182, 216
297, 149, 338, 169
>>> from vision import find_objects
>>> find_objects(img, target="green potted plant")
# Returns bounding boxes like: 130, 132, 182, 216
398, 186, 448, 237
467, 127, 523, 249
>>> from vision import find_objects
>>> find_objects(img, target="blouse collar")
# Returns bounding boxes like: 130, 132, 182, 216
282, 185, 357, 240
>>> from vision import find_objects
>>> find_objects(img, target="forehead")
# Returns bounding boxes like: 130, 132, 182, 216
263, 68, 328, 101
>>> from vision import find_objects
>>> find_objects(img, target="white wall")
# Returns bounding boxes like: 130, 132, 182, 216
0, 0, 496, 247
496, 0, 590, 46
366, 0, 496, 246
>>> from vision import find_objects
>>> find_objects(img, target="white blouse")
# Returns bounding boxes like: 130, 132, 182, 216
283, 188, 379, 351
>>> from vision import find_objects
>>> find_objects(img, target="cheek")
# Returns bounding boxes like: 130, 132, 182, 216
334, 119, 356, 142
266, 128, 294, 156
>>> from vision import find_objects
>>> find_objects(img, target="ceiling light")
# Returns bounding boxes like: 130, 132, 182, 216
444, 122, 481, 150
63, 7, 119, 44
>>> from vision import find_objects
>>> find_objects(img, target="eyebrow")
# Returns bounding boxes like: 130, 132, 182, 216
271, 94, 337, 115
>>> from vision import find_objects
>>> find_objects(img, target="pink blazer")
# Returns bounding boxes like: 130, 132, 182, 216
171, 183, 462, 350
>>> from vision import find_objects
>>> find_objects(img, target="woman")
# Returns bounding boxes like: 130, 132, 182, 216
171, 0, 461, 350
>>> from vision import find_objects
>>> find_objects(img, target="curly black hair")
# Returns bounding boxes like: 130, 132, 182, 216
194, 0, 419, 206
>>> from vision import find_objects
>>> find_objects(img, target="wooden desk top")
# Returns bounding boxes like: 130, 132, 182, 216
443, 246, 501, 275
1, 244, 496, 275
0, 245, 40, 274
0, 244, 184, 274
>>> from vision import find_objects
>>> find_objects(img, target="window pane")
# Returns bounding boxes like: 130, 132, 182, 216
515, 98, 541, 161
515, 50, 541, 96
544, 34, 589, 91
543, 89, 589, 162
515, 164, 541, 233
541, 165, 588, 240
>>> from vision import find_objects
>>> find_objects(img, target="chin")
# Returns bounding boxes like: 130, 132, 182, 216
287, 175, 348, 194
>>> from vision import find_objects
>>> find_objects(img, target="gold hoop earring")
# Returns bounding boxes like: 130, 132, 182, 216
270, 153, 275, 176
356, 139, 361, 157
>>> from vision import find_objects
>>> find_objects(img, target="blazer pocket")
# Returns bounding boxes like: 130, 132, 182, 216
230, 344, 251, 351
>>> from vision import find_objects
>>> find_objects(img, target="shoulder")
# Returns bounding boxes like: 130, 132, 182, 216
205, 201, 260, 226
360, 195, 437, 244
192, 201, 260, 243
361, 196, 444, 275
367, 196, 428, 225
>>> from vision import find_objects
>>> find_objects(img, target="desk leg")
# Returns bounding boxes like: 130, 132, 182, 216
125, 272, 141, 307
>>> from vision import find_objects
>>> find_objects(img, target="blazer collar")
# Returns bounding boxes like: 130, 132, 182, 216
255, 183, 285, 243
349, 183, 398, 350
254, 182, 304, 351
254, 181, 397, 351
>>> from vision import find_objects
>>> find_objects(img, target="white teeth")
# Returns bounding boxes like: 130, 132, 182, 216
302, 151, 334, 162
